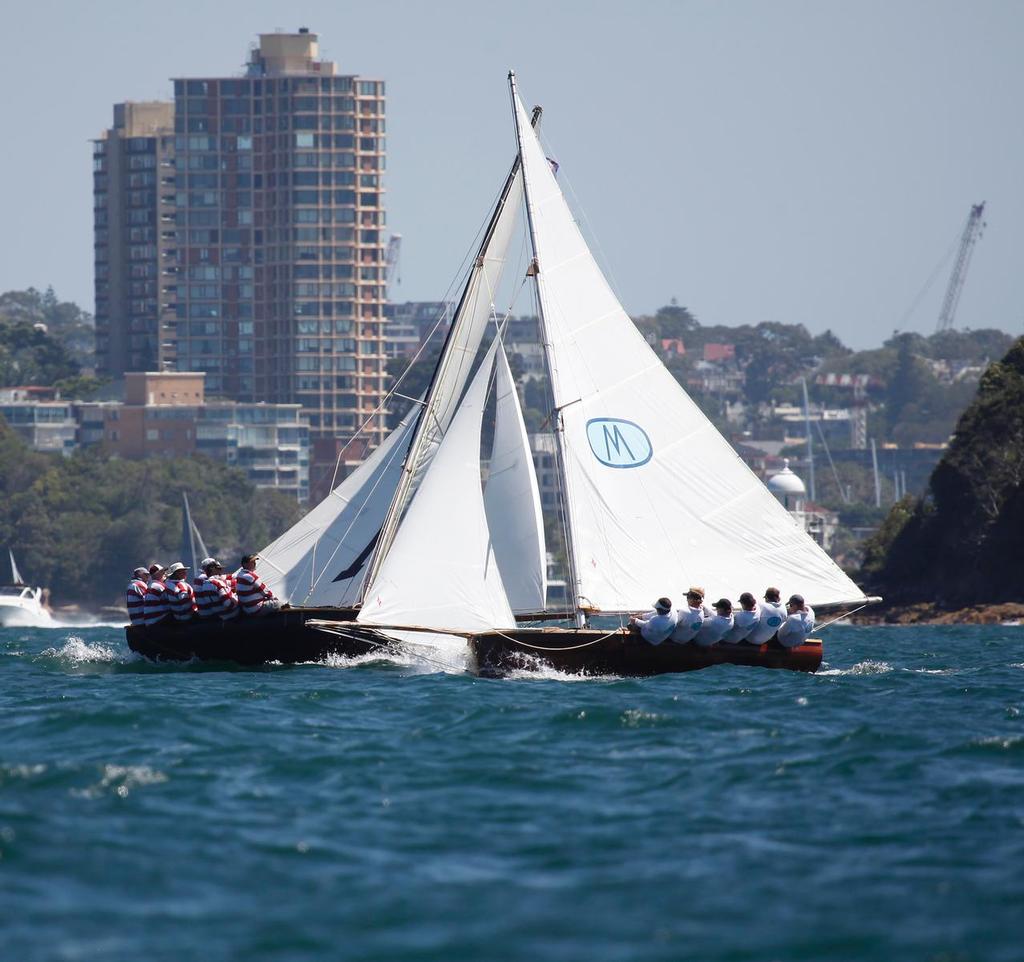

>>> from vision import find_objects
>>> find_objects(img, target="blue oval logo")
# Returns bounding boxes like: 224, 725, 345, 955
586, 418, 653, 469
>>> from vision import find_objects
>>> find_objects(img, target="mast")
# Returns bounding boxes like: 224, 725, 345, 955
508, 71, 586, 628
361, 107, 542, 598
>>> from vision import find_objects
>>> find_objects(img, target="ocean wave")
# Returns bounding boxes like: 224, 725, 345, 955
37, 636, 124, 665
817, 659, 893, 676
72, 764, 168, 799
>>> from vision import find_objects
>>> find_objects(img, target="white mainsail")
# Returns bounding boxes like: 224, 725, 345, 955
511, 78, 866, 610
358, 339, 514, 633
484, 343, 547, 612
259, 413, 416, 606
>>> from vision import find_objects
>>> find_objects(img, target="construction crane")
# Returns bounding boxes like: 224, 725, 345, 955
385, 234, 402, 290
935, 202, 986, 333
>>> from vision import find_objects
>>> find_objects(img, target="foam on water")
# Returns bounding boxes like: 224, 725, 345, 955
72, 764, 169, 799
817, 659, 893, 676
37, 635, 124, 665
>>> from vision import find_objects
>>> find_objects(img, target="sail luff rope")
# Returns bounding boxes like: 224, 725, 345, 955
511, 73, 587, 627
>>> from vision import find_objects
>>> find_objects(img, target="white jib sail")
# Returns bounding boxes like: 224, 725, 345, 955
484, 343, 547, 612
258, 413, 416, 606
358, 339, 515, 633
512, 84, 866, 609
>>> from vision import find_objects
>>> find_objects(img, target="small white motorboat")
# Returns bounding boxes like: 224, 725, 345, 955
0, 551, 56, 628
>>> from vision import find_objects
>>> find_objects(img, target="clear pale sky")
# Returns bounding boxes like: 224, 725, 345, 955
2, 0, 1021, 349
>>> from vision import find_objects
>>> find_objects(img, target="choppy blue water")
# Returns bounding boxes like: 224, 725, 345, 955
2, 624, 1022, 961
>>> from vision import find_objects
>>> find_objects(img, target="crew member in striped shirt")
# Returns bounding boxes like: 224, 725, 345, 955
142, 563, 171, 627
234, 554, 281, 616
125, 567, 148, 626
165, 562, 198, 621
195, 557, 239, 621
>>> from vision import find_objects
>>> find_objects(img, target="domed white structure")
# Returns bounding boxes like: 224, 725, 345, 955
767, 459, 806, 510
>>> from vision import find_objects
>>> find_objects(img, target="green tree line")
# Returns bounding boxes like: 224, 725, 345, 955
860, 336, 1024, 605
0, 417, 301, 608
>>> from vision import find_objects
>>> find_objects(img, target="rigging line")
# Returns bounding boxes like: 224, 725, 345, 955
814, 418, 847, 504
489, 626, 624, 652
813, 604, 869, 632
323, 192, 503, 495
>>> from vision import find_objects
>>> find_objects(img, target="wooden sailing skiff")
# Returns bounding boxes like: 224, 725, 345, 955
128, 80, 874, 674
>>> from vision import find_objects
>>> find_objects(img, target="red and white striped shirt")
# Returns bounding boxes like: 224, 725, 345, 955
235, 568, 276, 615
168, 579, 198, 622
194, 573, 239, 621
143, 579, 171, 627
125, 578, 147, 626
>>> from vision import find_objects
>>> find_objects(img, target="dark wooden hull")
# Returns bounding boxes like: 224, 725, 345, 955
125, 607, 369, 665
468, 627, 823, 677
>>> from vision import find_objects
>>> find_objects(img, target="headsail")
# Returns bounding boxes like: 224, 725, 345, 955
484, 342, 547, 612
510, 77, 866, 610
362, 108, 541, 599
258, 412, 416, 606
358, 338, 514, 633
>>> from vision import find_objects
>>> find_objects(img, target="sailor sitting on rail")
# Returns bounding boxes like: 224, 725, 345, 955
746, 587, 788, 646
693, 598, 734, 646
235, 554, 281, 616
721, 592, 759, 644
126, 567, 149, 626
142, 563, 171, 628
166, 563, 198, 622
629, 597, 677, 645
777, 594, 816, 648
195, 558, 239, 621
670, 587, 708, 643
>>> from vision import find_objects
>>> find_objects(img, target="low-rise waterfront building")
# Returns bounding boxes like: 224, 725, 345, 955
0, 400, 78, 453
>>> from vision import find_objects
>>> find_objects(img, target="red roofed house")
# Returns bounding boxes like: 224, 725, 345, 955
703, 343, 736, 362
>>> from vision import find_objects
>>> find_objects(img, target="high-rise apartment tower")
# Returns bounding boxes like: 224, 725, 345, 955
95, 29, 388, 456
93, 102, 177, 376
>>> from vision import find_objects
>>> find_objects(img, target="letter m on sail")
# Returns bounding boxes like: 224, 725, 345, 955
585, 418, 653, 469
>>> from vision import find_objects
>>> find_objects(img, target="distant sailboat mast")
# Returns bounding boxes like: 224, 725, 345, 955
8, 549, 24, 586
361, 106, 543, 599
509, 71, 587, 627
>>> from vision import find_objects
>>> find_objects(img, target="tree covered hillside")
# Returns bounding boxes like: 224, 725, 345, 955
860, 336, 1024, 606
0, 418, 301, 608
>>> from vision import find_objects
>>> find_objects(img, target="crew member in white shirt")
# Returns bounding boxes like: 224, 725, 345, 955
670, 587, 708, 643
721, 592, 759, 644
747, 587, 788, 645
694, 598, 734, 646
777, 593, 816, 647
629, 597, 677, 645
